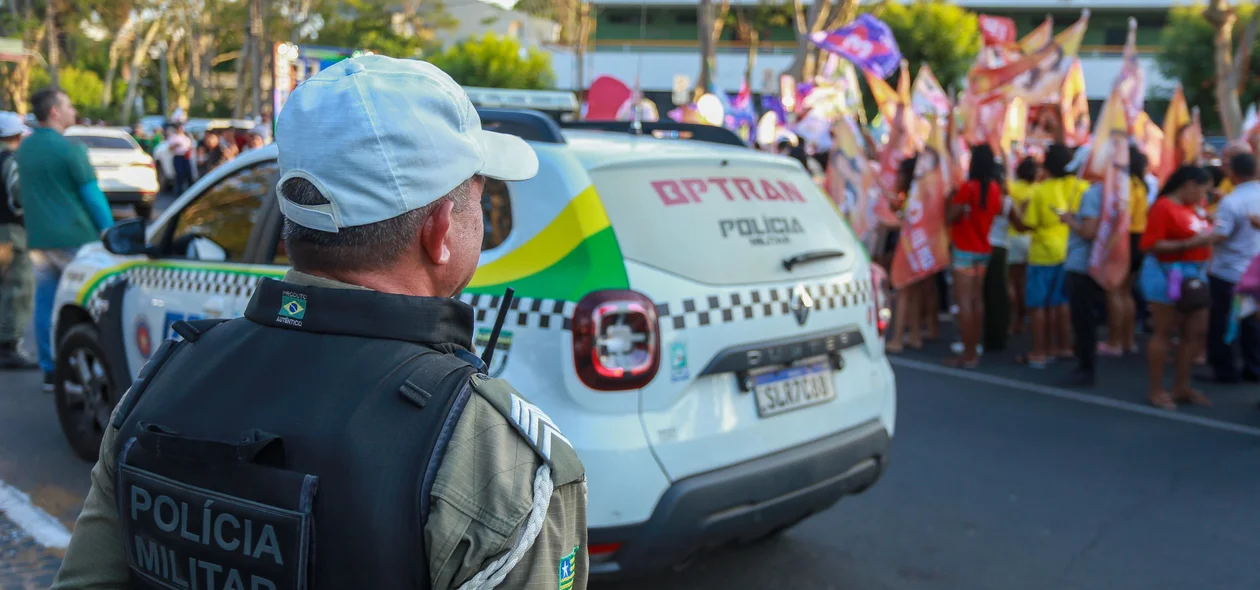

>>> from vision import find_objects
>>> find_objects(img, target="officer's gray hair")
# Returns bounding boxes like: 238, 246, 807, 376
280, 176, 475, 273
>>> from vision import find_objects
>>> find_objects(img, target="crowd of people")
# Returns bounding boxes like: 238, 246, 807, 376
866, 120, 1260, 410
129, 121, 270, 194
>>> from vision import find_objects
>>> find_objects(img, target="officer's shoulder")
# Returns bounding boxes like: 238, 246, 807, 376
467, 374, 584, 487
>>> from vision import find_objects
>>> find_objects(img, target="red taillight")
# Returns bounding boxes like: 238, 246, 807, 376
589, 542, 622, 556
871, 264, 892, 338
572, 290, 660, 391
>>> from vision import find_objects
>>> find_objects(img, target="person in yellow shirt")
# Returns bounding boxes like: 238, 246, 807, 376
1006, 157, 1039, 335
1011, 145, 1089, 368
1102, 145, 1150, 357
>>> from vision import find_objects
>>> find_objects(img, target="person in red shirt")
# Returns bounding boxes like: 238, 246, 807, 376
1139, 165, 1215, 410
944, 144, 1004, 367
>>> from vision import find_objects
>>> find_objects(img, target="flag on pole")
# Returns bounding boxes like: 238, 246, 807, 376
810, 14, 903, 80
1084, 18, 1143, 292
1158, 85, 1197, 184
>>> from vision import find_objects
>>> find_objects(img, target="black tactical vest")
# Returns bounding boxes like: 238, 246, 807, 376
110, 278, 489, 590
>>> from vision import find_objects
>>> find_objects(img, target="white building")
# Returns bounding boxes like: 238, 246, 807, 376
541, 0, 1180, 100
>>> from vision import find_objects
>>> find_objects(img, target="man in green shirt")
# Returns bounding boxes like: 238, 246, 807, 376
16, 87, 114, 388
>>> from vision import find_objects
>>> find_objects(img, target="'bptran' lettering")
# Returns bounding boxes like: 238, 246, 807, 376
681, 179, 708, 203
652, 177, 811, 206
733, 178, 761, 201
652, 180, 689, 206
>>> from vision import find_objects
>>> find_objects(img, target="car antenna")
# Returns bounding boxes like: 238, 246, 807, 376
480, 287, 515, 367
630, 0, 646, 136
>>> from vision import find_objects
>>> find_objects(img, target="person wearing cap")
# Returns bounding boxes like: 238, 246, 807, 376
0, 111, 36, 369
17, 88, 114, 390
52, 56, 589, 590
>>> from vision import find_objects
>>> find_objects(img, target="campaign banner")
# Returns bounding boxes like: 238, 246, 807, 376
810, 14, 902, 80
828, 117, 879, 243
890, 116, 952, 289
1135, 112, 1163, 176
966, 11, 1089, 106
585, 75, 633, 121
978, 15, 1017, 47
911, 64, 951, 121
1061, 58, 1091, 147
1086, 21, 1142, 292
1158, 86, 1199, 183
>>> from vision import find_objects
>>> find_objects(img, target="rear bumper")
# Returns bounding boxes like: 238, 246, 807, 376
588, 419, 889, 577
104, 191, 157, 205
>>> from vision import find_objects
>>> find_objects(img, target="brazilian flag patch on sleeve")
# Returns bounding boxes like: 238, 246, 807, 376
558, 545, 578, 590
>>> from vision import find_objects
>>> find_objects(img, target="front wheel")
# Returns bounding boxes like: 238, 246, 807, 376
55, 323, 122, 462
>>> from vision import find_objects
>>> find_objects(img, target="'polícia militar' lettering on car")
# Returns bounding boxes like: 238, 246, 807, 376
718, 216, 806, 246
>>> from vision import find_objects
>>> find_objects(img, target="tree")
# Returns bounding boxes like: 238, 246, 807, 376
0, 0, 50, 114
696, 0, 730, 99
1159, 2, 1260, 137
28, 65, 104, 110
315, 0, 451, 59
427, 33, 556, 90
786, 0, 858, 81
871, 0, 979, 92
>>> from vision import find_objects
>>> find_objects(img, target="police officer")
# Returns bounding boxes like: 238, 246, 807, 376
53, 56, 589, 590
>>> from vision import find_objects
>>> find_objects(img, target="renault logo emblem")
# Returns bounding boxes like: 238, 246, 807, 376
791, 285, 813, 326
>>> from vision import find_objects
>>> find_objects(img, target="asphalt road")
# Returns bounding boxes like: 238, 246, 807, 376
2, 332, 1259, 589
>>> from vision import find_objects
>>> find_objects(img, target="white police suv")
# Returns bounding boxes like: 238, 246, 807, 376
51, 107, 896, 577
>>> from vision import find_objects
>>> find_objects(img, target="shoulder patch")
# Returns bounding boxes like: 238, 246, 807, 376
471, 374, 585, 487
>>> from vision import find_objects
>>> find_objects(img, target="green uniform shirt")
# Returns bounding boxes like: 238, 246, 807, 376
53, 270, 589, 590
16, 127, 101, 250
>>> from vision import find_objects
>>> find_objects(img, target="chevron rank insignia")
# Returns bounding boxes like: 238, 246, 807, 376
510, 393, 572, 460
470, 375, 586, 486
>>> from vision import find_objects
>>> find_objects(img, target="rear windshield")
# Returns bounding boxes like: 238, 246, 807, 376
70, 135, 137, 150
590, 161, 857, 285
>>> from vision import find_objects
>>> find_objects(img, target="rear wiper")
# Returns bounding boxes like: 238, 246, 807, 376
782, 249, 845, 272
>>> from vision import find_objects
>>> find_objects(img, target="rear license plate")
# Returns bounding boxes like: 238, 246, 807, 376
752, 359, 836, 417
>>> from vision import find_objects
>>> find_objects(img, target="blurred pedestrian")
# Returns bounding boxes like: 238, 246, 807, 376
1200, 152, 1260, 383
167, 123, 193, 193
1062, 179, 1104, 387
246, 131, 266, 151
886, 155, 925, 354
1139, 165, 1215, 409
16, 88, 114, 389
1013, 144, 1088, 368
945, 144, 1004, 368
197, 131, 232, 174
0, 112, 35, 370
1006, 156, 1039, 335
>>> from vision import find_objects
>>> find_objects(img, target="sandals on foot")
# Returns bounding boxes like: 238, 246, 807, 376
1149, 392, 1176, 410
1175, 389, 1213, 407
943, 357, 980, 370
1097, 343, 1123, 357
1016, 354, 1049, 369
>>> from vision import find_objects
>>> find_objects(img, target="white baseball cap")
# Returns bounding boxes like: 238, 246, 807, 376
0, 112, 31, 138
275, 55, 539, 232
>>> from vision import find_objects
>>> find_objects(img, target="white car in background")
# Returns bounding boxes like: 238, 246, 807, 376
65, 126, 159, 217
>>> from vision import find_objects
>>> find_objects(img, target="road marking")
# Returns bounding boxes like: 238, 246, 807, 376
889, 357, 1260, 439
0, 479, 72, 548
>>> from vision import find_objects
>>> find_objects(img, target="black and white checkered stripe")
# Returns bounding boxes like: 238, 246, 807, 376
125, 267, 266, 297
462, 278, 873, 333
654, 278, 874, 331
459, 293, 578, 331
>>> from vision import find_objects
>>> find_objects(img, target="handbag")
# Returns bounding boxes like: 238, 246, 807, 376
1162, 262, 1211, 313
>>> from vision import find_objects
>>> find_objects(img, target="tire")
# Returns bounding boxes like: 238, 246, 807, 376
54, 323, 123, 462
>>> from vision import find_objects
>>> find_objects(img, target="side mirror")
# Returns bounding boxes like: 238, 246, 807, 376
101, 217, 148, 256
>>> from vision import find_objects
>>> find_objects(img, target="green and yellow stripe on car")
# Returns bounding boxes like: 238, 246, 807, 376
73, 184, 629, 307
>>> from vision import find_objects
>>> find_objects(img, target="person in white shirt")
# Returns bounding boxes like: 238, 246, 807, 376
166, 123, 193, 194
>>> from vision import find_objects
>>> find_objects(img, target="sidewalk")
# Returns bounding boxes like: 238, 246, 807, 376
0, 513, 62, 589
890, 319, 1260, 431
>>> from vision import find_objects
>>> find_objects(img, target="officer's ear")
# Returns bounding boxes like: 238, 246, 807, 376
420, 199, 455, 265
